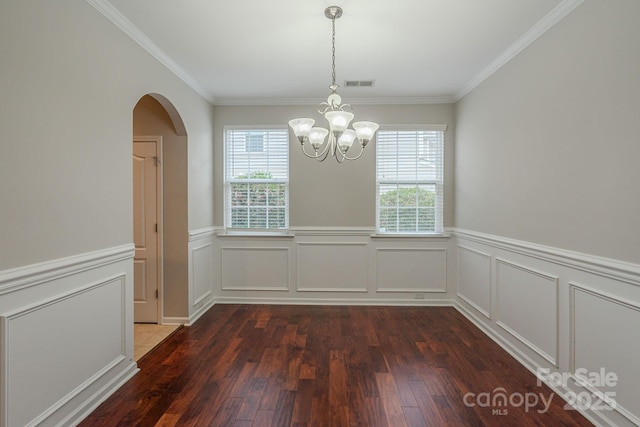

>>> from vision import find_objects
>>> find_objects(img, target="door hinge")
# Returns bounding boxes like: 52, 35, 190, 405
155, 223, 158, 233
156, 289, 159, 299
153, 156, 160, 166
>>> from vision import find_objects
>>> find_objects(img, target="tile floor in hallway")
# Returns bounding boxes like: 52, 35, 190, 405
134, 323, 181, 361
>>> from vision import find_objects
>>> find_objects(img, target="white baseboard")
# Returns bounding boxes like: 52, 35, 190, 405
162, 316, 189, 325
214, 296, 455, 307
58, 362, 138, 427
188, 298, 215, 326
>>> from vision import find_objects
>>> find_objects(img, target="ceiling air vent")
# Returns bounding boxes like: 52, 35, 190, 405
344, 80, 375, 87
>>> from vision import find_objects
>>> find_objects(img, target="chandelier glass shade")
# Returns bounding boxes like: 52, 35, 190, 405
288, 6, 379, 163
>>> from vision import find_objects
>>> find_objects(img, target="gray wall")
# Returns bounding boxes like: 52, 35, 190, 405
213, 104, 455, 228
0, 0, 215, 270
455, 0, 640, 263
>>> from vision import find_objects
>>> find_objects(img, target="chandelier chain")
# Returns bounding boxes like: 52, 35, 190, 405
288, 6, 379, 163
331, 15, 336, 87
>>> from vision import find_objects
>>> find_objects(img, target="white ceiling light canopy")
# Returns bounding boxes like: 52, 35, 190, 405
288, 6, 379, 163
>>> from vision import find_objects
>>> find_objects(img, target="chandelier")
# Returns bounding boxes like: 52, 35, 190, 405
288, 6, 379, 163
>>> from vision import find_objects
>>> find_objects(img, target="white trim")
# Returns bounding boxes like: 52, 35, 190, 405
568, 282, 640, 426
0, 244, 135, 295
454, 300, 539, 372
161, 316, 189, 325
212, 96, 456, 106
1, 274, 133, 426
86, 0, 582, 107
296, 241, 369, 246
370, 233, 450, 239
193, 290, 212, 306
454, 0, 584, 101
222, 286, 291, 292
296, 242, 369, 293
187, 298, 215, 326
188, 226, 217, 242
27, 355, 127, 426
295, 287, 368, 293
374, 248, 447, 293
190, 241, 213, 310
451, 228, 640, 287
457, 293, 490, 320
58, 362, 138, 427
85, 0, 214, 104
220, 247, 290, 292
290, 226, 374, 236
456, 244, 492, 319
495, 320, 557, 366
569, 282, 640, 371
214, 297, 455, 306
217, 230, 294, 238
453, 301, 602, 427
452, 230, 640, 426
494, 257, 559, 367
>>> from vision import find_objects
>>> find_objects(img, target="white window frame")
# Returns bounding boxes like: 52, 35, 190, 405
224, 126, 289, 231
376, 125, 446, 235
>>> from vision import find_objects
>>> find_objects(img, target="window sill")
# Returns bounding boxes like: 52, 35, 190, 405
216, 230, 295, 238
371, 232, 450, 239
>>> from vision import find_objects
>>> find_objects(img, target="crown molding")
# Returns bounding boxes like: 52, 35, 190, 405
87, 0, 582, 107
454, 0, 584, 102
212, 95, 456, 106
86, 0, 215, 104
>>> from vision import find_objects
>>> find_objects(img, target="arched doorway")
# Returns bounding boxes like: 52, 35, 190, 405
132, 94, 188, 329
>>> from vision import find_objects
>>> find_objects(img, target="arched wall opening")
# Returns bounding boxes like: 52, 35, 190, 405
133, 94, 189, 321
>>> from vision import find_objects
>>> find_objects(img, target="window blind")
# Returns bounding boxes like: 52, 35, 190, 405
224, 128, 289, 229
376, 128, 445, 233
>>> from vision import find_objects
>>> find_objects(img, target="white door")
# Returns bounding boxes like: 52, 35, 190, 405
133, 137, 162, 323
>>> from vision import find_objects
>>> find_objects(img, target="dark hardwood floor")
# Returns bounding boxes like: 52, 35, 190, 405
81, 305, 593, 426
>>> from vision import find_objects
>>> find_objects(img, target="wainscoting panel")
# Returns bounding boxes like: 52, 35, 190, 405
297, 242, 369, 292
0, 244, 137, 427
456, 245, 491, 318
570, 283, 640, 425
375, 248, 447, 293
453, 228, 640, 426
189, 229, 216, 325
2, 277, 125, 427
221, 247, 289, 291
212, 230, 454, 305
496, 258, 559, 366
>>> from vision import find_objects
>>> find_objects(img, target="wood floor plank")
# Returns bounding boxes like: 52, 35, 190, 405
291, 378, 314, 425
364, 397, 390, 427
402, 406, 428, 427
236, 377, 268, 421
80, 305, 594, 427
376, 372, 409, 427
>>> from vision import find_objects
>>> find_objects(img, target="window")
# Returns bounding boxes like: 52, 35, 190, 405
224, 128, 289, 230
376, 127, 445, 233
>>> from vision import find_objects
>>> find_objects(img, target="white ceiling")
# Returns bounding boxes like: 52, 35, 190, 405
94, 0, 580, 105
